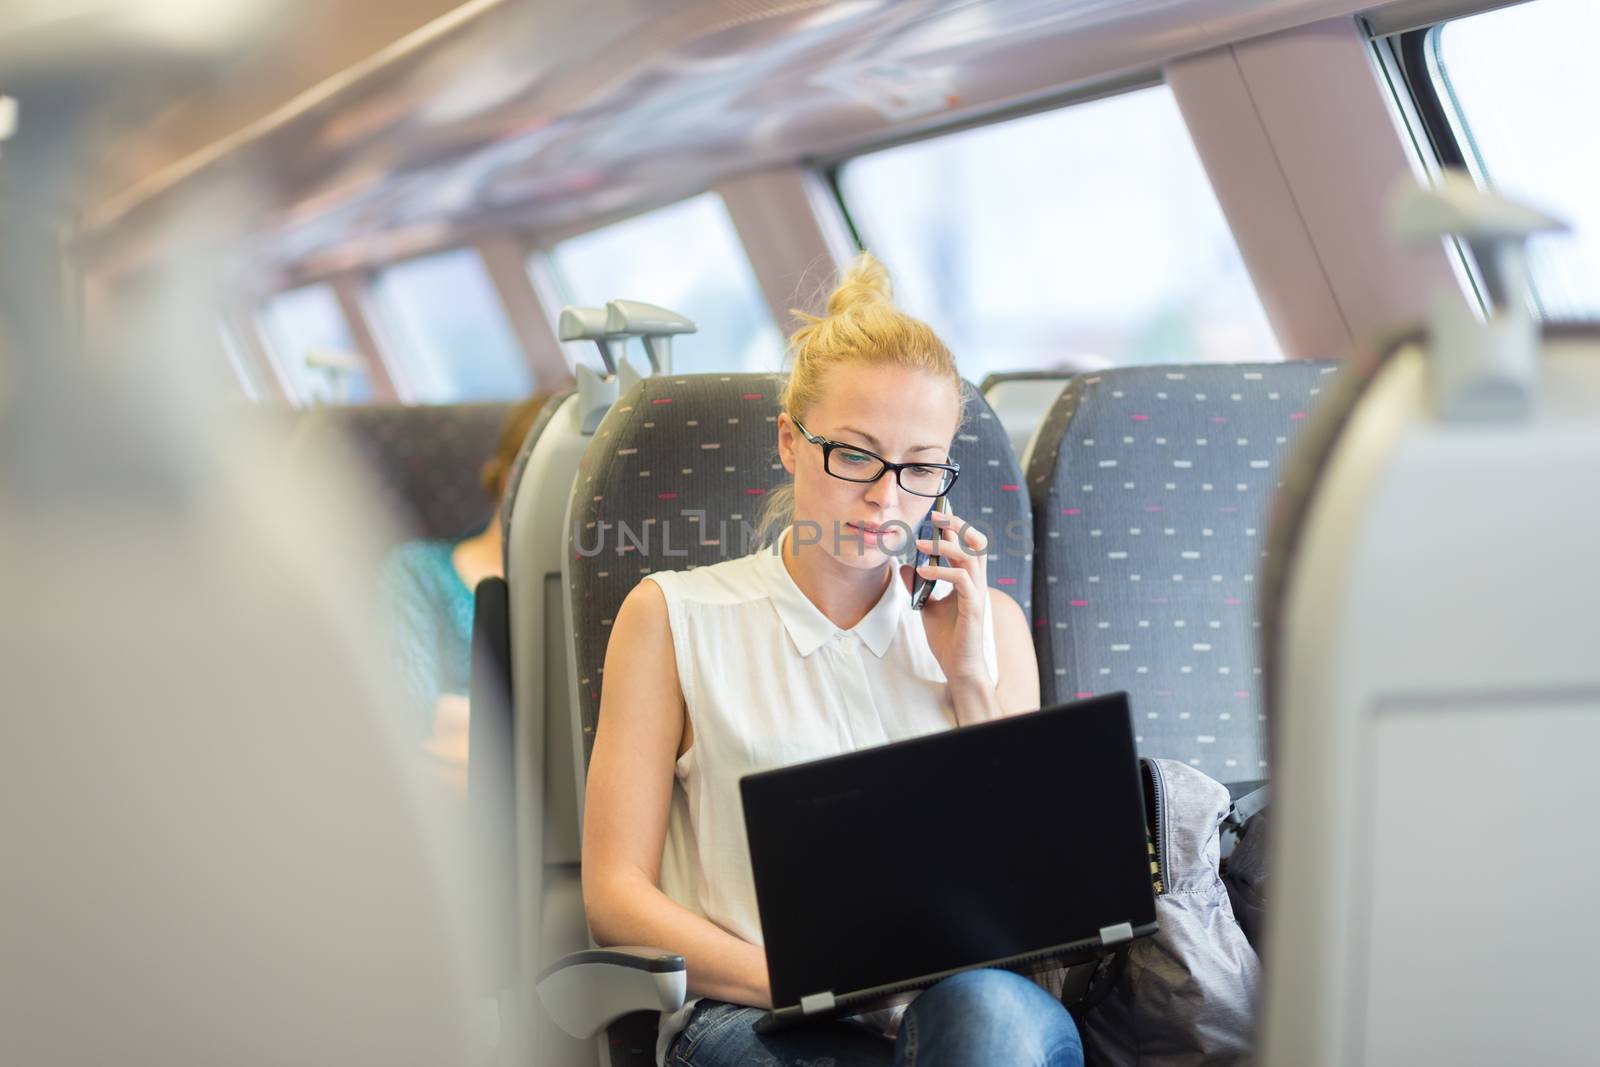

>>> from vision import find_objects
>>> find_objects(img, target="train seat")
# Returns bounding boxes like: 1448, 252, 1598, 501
979, 371, 1074, 469
479, 305, 689, 1065
283, 402, 513, 554
1024, 361, 1335, 782
536, 372, 1031, 1065
496, 372, 636, 1067
4, 380, 483, 1066
1259, 321, 1600, 1063
462, 386, 573, 1040
1258, 180, 1600, 1062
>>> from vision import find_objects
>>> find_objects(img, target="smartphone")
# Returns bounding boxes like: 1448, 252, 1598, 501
910, 495, 949, 610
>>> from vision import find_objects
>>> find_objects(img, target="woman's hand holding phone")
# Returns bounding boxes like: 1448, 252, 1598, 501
900, 501, 995, 705
909, 494, 946, 610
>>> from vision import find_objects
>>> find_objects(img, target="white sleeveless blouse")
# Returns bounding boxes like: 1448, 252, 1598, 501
642, 532, 998, 1064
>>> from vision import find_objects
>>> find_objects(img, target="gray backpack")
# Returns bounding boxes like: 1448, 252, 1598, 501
1079, 758, 1261, 1067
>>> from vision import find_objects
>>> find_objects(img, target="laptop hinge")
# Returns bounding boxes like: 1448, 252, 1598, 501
799, 991, 836, 1016
1098, 922, 1135, 946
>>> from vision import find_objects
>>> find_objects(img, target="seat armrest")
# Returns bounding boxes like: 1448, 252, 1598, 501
535, 947, 687, 1039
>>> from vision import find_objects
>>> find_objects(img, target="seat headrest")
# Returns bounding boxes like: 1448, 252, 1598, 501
286, 403, 511, 548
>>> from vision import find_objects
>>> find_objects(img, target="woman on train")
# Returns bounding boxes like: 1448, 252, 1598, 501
582, 253, 1082, 1067
380, 391, 550, 789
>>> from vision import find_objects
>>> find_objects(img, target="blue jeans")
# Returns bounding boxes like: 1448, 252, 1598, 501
667, 968, 1084, 1067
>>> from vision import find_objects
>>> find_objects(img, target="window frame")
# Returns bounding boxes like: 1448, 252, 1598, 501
1386, 9, 1591, 320
1392, 27, 1471, 173
1376, 23, 1492, 315
816, 70, 1165, 249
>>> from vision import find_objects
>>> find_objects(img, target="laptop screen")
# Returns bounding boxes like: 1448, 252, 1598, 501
740, 693, 1154, 1009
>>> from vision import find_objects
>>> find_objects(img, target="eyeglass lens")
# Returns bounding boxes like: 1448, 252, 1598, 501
824, 447, 951, 496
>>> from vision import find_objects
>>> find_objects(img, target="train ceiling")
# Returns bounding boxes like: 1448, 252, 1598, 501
84, 0, 1401, 278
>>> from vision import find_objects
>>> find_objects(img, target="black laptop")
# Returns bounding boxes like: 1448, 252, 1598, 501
739, 692, 1156, 1033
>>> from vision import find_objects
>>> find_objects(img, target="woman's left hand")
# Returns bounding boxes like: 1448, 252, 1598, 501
900, 508, 994, 696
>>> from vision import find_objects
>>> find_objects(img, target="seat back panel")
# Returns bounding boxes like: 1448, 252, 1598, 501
1027, 363, 1334, 778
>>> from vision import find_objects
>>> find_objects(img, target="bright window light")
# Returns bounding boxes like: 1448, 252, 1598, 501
372, 248, 533, 403
1433, 0, 1600, 318
836, 84, 1282, 380
544, 193, 786, 376
257, 284, 372, 406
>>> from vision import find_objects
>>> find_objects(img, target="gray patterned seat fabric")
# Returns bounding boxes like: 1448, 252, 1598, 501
286, 403, 511, 549
1026, 362, 1336, 781
566, 373, 1032, 767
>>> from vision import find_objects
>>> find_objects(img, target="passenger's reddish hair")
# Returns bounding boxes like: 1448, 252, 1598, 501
480, 392, 553, 501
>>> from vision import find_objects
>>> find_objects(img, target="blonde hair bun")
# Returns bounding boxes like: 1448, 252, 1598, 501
823, 253, 894, 317
783, 251, 960, 416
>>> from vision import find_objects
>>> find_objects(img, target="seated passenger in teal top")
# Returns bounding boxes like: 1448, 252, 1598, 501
380, 393, 551, 790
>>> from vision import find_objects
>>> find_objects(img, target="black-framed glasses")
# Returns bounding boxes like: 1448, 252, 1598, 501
790, 417, 960, 498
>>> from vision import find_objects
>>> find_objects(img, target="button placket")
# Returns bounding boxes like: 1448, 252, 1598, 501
831, 631, 887, 748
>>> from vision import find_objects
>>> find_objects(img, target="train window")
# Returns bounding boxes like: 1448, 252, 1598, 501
834, 84, 1280, 380
256, 283, 373, 406
371, 248, 533, 402
542, 192, 785, 375
1428, 0, 1600, 318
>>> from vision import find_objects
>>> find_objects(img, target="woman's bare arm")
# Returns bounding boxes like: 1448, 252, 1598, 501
581, 579, 773, 1008
988, 587, 1041, 715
